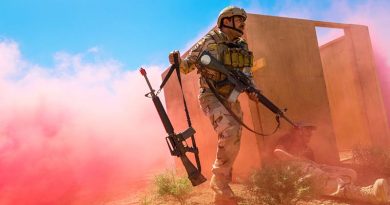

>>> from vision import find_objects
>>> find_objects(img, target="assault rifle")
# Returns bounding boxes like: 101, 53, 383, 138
140, 68, 207, 186
199, 51, 297, 127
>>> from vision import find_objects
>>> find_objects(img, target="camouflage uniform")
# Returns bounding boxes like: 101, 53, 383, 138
293, 158, 389, 204
177, 11, 254, 203
274, 128, 389, 204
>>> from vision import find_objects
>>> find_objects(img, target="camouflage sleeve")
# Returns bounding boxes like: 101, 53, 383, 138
179, 34, 217, 74
243, 67, 257, 89
238, 38, 258, 88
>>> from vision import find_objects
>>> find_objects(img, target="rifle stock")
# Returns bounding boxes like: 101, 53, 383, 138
140, 68, 207, 186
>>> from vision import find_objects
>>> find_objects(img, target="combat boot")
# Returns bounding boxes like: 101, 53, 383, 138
213, 193, 238, 205
210, 175, 237, 205
332, 178, 389, 204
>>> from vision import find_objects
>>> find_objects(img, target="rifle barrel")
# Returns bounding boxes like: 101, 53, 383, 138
140, 68, 155, 96
199, 52, 297, 127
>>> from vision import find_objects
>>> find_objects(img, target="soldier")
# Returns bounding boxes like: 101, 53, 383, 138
273, 124, 389, 204
169, 6, 257, 205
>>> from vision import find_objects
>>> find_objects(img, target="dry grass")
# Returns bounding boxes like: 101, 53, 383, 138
352, 145, 390, 176
244, 162, 319, 205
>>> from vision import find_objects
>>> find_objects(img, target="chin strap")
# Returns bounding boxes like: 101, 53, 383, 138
221, 16, 244, 35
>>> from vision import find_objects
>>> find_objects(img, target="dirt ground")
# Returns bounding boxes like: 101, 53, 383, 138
104, 165, 389, 205
106, 182, 376, 205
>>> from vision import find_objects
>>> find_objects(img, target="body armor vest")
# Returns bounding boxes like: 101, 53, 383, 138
200, 30, 253, 98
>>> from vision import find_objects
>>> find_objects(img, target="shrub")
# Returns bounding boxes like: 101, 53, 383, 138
139, 195, 154, 205
246, 162, 318, 205
352, 145, 390, 175
153, 170, 192, 205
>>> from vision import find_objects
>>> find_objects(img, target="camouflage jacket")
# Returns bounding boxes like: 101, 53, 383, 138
180, 29, 254, 98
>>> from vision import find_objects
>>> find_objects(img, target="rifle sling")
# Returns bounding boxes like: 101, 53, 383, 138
159, 63, 193, 133
204, 78, 280, 137
159, 61, 202, 172
176, 66, 202, 172
159, 64, 176, 91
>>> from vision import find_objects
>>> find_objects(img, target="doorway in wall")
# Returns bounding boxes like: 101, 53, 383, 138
315, 26, 371, 163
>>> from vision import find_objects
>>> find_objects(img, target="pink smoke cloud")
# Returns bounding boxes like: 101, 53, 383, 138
339, 1, 390, 120
0, 40, 171, 205
319, 0, 390, 122
274, 0, 390, 122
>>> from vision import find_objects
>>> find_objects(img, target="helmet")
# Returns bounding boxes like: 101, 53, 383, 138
217, 6, 247, 28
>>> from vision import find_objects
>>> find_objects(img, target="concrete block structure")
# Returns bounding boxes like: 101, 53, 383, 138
162, 13, 389, 179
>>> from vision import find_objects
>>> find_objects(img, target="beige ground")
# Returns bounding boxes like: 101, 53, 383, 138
106, 182, 382, 205
103, 164, 390, 205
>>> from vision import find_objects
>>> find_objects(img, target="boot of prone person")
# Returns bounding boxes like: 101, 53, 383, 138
331, 178, 389, 204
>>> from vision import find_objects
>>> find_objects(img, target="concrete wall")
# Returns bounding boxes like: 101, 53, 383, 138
245, 14, 339, 164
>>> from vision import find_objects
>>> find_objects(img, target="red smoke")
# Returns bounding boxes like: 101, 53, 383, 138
1, 2, 389, 204
342, 1, 390, 122
374, 51, 390, 122
283, 0, 390, 122
0, 41, 171, 205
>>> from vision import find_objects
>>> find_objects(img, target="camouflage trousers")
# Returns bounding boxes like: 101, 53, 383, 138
297, 160, 389, 203
295, 160, 357, 195
199, 91, 243, 186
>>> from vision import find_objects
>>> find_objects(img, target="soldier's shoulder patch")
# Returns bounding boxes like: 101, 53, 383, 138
192, 38, 206, 52
191, 43, 201, 52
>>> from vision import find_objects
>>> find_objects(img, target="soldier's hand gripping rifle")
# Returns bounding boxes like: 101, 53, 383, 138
199, 51, 297, 128
140, 68, 207, 186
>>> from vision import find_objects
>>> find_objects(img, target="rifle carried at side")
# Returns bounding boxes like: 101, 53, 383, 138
199, 51, 297, 128
140, 67, 207, 186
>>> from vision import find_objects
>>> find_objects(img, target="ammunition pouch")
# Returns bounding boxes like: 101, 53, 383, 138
198, 31, 253, 102
223, 48, 253, 68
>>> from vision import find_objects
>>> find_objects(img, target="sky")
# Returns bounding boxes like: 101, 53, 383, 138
0, 0, 382, 70
0, 0, 229, 69
0, 0, 390, 205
